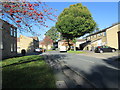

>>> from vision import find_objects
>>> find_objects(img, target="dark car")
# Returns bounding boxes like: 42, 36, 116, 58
94, 46, 116, 53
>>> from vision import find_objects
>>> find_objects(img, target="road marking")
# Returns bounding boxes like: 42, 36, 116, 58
101, 63, 120, 70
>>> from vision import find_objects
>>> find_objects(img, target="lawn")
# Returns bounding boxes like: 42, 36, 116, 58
46, 50, 56, 52
67, 50, 85, 54
1, 55, 56, 88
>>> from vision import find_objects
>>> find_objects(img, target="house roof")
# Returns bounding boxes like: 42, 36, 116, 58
86, 24, 120, 37
30, 37, 39, 40
0, 19, 17, 29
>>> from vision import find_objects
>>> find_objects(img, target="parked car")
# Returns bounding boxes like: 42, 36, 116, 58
60, 46, 67, 52
94, 46, 116, 53
35, 48, 43, 53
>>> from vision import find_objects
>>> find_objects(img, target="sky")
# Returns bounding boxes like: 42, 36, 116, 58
18, 2, 118, 41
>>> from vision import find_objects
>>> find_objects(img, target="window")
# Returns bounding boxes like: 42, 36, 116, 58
11, 44, 13, 52
17, 47, 20, 49
10, 28, 13, 36
0, 42, 3, 49
98, 33, 101, 36
103, 32, 106, 36
14, 43, 16, 51
94, 35, 96, 38
100, 33, 102, 36
14, 29, 17, 37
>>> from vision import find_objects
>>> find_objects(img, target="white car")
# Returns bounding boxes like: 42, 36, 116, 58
60, 46, 67, 52
35, 48, 42, 52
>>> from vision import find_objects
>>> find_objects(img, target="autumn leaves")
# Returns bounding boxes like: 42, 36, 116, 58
1, 2, 58, 35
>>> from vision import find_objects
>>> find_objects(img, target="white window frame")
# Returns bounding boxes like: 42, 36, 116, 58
10, 28, 13, 36
0, 42, 3, 49
103, 32, 106, 36
14, 43, 16, 52
11, 44, 13, 52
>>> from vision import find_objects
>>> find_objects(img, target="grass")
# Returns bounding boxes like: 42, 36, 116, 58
1, 55, 56, 88
46, 50, 55, 52
67, 50, 86, 54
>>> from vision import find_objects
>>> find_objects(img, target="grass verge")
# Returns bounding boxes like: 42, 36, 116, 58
1, 55, 56, 88
67, 50, 85, 54
46, 50, 55, 52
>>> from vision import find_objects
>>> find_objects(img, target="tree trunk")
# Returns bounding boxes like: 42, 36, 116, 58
67, 39, 71, 51
74, 43, 76, 51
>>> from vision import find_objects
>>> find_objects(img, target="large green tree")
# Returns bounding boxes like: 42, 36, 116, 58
45, 27, 60, 42
56, 3, 96, 50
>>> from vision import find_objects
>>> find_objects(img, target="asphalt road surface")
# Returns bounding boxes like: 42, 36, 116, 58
42, 51, 120, 88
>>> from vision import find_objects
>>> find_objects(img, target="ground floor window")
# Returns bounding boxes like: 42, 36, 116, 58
0, 42, 3, 49
14, 43, 16, 52
11, 44, 13, 52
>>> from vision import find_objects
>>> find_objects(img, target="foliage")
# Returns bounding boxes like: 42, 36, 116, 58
1, 1, 57, 36
56, 3, 96, 40
42, 36, 53, 47
72, 38, 77, 43
2, 55, 56, 88
45, 26, 60, 42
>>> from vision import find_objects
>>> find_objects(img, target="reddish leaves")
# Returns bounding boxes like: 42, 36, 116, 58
34, 4, 39, 6
17, 25, 21, 27
29, 7, 34, 10
40, 16, 43, 19
16, 20, 21, 23
2, 2, 58, 35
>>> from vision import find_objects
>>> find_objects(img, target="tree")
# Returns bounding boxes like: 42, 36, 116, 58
45, 27, 60, 42
1, 1, 57, 36
42, 36, 53, 50
72, 38, 77, 51
56, 3, 96, 50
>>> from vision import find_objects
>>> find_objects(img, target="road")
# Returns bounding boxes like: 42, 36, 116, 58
42, 51, 120, 88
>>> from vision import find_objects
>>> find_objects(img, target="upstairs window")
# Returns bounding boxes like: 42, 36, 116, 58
10, 28, 13, 36
103, 32, 106, 36
14, 29, 17, 37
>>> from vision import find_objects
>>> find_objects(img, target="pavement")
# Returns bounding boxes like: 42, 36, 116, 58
41, 51, 120, 89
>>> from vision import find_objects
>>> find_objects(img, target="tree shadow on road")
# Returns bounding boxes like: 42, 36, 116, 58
66, 55, 120, 89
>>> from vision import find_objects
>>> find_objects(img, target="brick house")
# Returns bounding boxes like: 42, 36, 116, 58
0, 19, 17, 59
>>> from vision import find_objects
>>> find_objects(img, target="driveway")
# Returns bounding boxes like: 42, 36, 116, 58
42, 51, 120, 88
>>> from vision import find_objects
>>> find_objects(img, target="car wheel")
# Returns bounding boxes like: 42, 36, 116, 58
112, 49, 115, 52
100, 50, 103, 53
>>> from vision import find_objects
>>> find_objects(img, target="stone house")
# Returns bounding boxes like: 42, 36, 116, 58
17, 35, 39, 53
58, 39, 86, 50
84, 24, 120, 51
0, 19, 17, 59
39, 41, 53, 50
